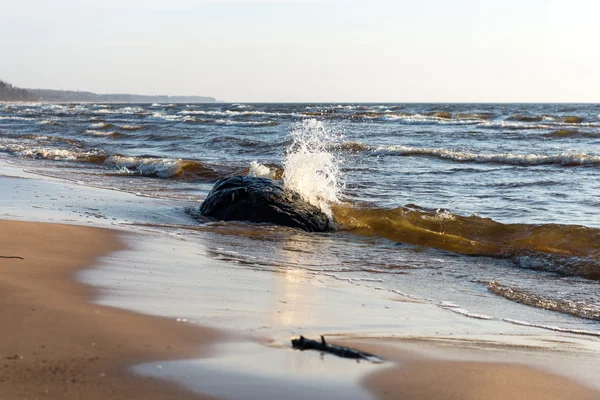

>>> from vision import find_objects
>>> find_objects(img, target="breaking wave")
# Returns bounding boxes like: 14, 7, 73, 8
0, 139, 235, 181
88, 122, 114, 130
332, 203, 600, 280
0, 142, 105, 163
105, 155, 236, 180
85, 130, 128, 139
120, 125, 145, 131
375, 145, 600, 166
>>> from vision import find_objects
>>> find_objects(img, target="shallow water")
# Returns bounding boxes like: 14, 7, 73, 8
1, 102, 599, 334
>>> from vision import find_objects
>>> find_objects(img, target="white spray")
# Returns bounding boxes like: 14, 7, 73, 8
282, 119, 344, 218
248, 160, 275, 179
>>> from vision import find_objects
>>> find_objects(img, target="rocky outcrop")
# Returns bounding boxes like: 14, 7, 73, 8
199, 176, 329, 232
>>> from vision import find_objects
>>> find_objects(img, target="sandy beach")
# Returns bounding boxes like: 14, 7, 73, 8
2, 164, 600, 399
0, 220, 222, 399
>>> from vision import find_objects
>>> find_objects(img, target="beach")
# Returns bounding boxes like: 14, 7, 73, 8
0, 219, 223, 399
2, 157, 600, 399
1, 101, 600, 399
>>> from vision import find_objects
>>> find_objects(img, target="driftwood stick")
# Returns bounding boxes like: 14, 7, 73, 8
0, 256, 24, 260
291, 335, 381, 362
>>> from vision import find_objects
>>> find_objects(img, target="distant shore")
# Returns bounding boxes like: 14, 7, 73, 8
0, 79, 216, 103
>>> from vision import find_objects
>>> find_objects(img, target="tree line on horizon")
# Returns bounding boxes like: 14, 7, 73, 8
0, 79, 215, 103
0, 80, 37, 101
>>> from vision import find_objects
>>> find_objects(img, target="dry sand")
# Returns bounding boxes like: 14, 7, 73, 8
0, 220, 221, 399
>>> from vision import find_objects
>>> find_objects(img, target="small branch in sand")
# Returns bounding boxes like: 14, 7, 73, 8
291, 335, 382, 362
0, 256, 24, 260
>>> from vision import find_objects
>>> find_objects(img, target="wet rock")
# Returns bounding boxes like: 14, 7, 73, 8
199, 176, 329, 232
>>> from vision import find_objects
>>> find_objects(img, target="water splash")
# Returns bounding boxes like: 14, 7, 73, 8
283, 119, 344, 217
248, 161, 275, 179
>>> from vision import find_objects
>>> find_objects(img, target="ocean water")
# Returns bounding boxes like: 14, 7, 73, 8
1, 102, 599, 338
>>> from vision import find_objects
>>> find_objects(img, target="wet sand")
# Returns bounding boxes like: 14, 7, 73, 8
0, 220, 222, 399
364, 362, 599, 400
352, 341, 600, 400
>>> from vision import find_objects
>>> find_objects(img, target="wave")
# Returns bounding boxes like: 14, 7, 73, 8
546, 129, 600, 138
375, 145, 600, 166
207, 136, 275, 150
104, 155, 236, 180
151, 112, 186, 121
213, 119, 278, 127
140, 133, 191, 142
487, 281, 600, 321
2, 134, 84, 147
332, 141, 370, 153
39, 119, 60, 125
0, 137, 235, 181
120, 125, 144, 131
332, 203, 600, 280
85, 130, 128, 139
506, 114, 543, 122
0, 143, 105, 163
182, 117, 279, 127
562, 116, 585, 123
548, 129, 580, 138
88, 122, 114, 130
0, 116, 35, 121
179, 109, 285, 117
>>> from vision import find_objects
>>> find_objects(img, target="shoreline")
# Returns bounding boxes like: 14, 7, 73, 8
3, 219, 599, 400
1, 161, 600, 399
0, 220, 222, 399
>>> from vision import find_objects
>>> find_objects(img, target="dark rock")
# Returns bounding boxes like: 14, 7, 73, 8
199, 176, 329, 232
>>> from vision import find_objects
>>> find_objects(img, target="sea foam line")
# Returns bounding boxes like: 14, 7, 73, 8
375, 145, 600, 166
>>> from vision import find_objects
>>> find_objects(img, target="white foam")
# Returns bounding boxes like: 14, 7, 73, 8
105, 155, 184, 178
89, 122, 111, 129
282, 119, 344, 217
248, 161, 275, 179
0, 143, 91, 161
439, 301, 492, 320
421, 209, 456, 221
39, 119, 59, 125
0, 116, 34, 121
151, 112, 182, 121
213, 119, 277, 126
503, 319, 600, 337
121, 125, 143, 131
180, 109, 284, 117
376, 145, 600, 166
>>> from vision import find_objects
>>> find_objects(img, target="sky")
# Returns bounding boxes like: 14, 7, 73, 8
1, 0, 599, 102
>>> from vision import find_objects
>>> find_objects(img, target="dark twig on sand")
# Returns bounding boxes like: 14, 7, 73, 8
0, 256, 24, 260
291, 335, 382, 362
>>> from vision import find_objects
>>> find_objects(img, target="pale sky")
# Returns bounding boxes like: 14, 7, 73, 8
1, 0, 598, 102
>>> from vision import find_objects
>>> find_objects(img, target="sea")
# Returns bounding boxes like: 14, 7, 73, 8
1, 102, 599, 342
